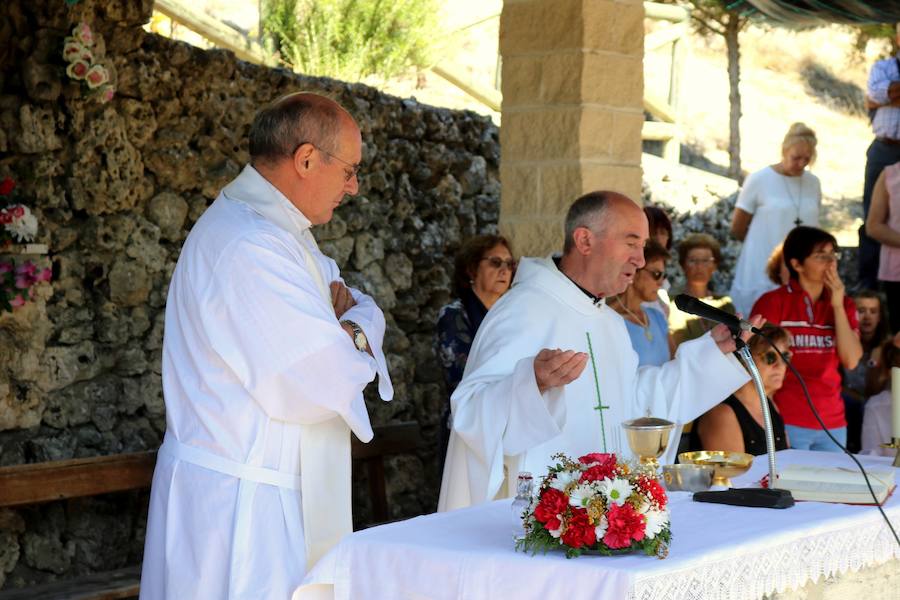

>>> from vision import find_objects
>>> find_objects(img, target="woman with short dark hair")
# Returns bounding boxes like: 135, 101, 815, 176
669, 233, 736, 347
436, 234, 515, 472
610, 241, 672, 366
751, 226, 863, 452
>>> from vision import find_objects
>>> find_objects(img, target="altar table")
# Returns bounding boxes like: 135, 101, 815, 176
297, 450, 900, 600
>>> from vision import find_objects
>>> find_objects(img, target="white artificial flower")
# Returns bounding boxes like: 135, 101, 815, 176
5, 207, 37, 242
568, 483, 598, 508
548, 522, 563, 539
550, 469, 579, 492
643, 508, 669, 540
594, 514, 608, 540
598, 477, 633, 506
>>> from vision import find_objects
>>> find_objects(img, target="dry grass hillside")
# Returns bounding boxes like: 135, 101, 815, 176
649, 22, 891, 246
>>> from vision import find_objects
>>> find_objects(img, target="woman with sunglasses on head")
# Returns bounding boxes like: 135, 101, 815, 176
751, 226, 863, 452
436, 234, 516, 474
691, 324, 791, 455
611, 241, 673, 367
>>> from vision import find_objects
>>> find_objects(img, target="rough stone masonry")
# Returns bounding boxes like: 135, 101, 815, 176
0, 0, 499, 587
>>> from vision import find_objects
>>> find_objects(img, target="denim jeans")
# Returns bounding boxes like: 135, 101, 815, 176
784, 424, 847, 453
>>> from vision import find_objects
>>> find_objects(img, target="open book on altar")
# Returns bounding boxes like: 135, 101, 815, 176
774, 464, 896, 505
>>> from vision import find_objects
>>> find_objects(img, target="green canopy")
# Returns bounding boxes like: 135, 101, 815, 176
731, 0, 900, 24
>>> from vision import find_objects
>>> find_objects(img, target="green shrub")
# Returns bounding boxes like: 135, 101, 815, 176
263, 0, 437, 82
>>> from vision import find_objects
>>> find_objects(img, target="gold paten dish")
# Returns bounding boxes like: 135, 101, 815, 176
678, 451, 754, 487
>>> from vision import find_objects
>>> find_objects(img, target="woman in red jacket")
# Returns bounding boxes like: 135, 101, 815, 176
751, 226, 862, 452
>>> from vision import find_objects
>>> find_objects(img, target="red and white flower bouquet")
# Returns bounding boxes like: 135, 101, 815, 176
516, 452, 671, 559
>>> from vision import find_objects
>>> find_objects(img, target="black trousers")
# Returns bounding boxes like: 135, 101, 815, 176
860, 139, 900, 289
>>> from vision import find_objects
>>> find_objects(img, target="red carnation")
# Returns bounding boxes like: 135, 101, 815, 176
603, 503, 646, 549
636, 475, 667, 509
579, 453, 618, 483
0, 177, 14, 196
533, 488, 568, 530
561, 507, 596, 549
0, 211, 11, 225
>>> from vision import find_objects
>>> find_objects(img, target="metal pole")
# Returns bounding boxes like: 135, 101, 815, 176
735, 344, 778, 487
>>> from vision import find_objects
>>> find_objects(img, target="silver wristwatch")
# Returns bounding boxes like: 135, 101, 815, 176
342, 320, 368, 352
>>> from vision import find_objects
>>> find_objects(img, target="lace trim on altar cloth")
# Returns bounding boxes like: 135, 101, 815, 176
627, 519, 900, 600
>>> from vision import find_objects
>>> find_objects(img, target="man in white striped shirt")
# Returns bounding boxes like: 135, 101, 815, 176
862, 24, 900, 289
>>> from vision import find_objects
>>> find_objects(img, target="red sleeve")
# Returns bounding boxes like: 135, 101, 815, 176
842, 296, 860, 333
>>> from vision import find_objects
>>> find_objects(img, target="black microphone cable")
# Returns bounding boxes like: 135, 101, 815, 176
759, 332, 900, 550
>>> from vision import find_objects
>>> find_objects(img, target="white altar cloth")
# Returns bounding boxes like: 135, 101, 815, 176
298, 450, 900, 600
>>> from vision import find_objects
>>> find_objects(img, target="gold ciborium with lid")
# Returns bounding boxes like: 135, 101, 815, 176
621, 417, 675, 476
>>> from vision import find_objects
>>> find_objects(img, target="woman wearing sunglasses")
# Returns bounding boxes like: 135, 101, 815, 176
751, 226, 863, 452
436, 234, 516, 474
691, 324, 791, 455
610, 241, 672, 367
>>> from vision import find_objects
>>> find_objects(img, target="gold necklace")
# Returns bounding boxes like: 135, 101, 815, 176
616, 298, 653, 341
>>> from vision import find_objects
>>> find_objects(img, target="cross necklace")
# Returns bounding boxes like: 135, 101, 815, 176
780, 170, 804, 227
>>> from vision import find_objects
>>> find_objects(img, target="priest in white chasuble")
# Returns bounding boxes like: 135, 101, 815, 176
438, 192, 760, 512
140, 93, 393, 600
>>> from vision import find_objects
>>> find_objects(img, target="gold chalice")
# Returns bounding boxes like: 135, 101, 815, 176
621, 417, 675, 476
678, 451, 754, 488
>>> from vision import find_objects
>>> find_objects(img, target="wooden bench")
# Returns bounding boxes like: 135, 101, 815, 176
0, 421, 422, 599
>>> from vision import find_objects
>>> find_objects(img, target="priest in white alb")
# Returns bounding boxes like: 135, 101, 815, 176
439, 192, 761, 511
140, 93, 393, 599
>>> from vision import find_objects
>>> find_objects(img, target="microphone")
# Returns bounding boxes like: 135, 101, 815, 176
673, 294, 760, 334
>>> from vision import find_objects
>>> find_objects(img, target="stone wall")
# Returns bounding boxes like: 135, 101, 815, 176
0, 0, 499, 588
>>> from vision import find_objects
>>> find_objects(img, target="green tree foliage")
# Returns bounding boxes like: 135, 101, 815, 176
262, 0, 437, 82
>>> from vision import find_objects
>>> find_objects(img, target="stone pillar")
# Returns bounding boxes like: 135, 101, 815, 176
499, 0, 645, 256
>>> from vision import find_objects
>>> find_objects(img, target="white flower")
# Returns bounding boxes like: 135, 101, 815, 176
5, 206, 37, 242
594, 514, 608, 540
568, 483, 598, 508
598, 477, 633, 506
643, 507, 669, 540
550, 469, 579, 493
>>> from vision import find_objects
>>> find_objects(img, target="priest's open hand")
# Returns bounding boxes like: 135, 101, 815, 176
710, 314, 765, 353
533, 349, 589, 394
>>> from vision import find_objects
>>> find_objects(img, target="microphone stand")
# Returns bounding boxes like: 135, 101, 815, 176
693, 335, 794, 509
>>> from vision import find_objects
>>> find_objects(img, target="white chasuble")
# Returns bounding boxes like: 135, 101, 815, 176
438, 256, 748, 512
140, 165, 392, 600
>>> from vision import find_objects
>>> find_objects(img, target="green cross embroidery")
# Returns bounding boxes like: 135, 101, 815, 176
585, 331, 609, 452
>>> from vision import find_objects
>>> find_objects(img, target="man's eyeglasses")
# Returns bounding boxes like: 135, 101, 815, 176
640, 268, 666, 282
810, 251, 842, 263
292, 141, 360, 182
760, 350, 792, 366
481, 257, 516, 270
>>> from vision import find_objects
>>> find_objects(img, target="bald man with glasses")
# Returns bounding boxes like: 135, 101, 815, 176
141, 93, 393, 599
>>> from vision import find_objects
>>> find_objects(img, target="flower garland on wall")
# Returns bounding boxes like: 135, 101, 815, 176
0, 177, 52, 313
62, 21, 114, 103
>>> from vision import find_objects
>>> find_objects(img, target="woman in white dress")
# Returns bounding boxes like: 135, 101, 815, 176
729, 123, 822, 315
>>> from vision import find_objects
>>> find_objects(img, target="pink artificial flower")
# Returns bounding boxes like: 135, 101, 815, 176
16, 261, 36, 277
63, 39, 84, 62
14, 275, 31, 290
73, 22, 94, 46
0, 262, 13, 274
85, 64, 109, 89
36, 268, 52, 283
99, 84, 115, 103
66, 60, 90, 80
10, 294, 26, 308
